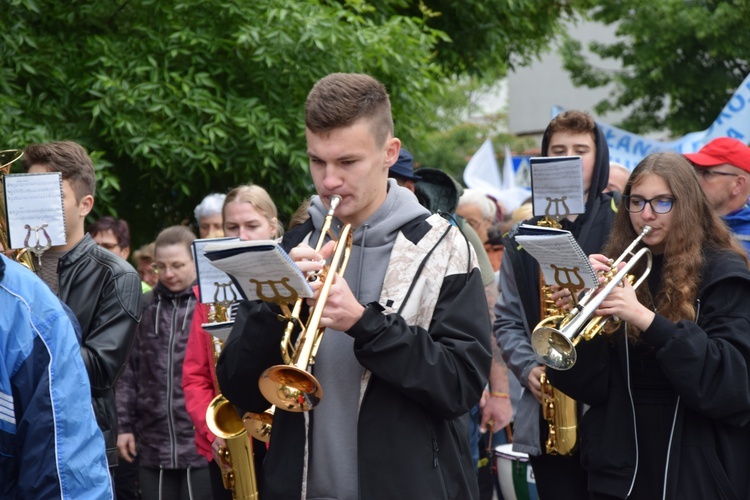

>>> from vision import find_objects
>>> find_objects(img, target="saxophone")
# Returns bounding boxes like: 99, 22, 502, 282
536, 217, 578, 456
206, 332, 259, 499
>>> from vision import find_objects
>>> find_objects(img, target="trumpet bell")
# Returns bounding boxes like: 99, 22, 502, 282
242, 410, 273, 443
531, 326, 577, 371
259, 365, 322, 412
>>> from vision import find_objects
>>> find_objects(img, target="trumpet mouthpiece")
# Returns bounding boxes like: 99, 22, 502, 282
329, 195, 342, 212
642, 225, 652, 236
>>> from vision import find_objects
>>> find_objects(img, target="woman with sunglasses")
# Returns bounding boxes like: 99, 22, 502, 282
547, 152, 750, 499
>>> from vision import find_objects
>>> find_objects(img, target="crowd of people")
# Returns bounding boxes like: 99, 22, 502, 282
2, 72, 750, 500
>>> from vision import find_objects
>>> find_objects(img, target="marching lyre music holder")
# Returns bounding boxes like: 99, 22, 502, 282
543, 196, 570, 225
250, 276, 300, 323
208, 281, 237, 324
23, 223, 52, 267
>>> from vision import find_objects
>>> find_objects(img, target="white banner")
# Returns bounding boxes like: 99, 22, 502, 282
554, 72, 750, 169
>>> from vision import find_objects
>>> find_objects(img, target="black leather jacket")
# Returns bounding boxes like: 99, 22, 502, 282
57, 234, 142, 466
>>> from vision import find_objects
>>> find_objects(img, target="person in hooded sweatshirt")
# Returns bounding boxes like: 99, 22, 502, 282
216, 72, 492, 500
494, 110, 618, 499
116, 225, 211, 500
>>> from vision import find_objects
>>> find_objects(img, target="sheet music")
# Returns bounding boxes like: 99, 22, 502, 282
204, 240, 313, 302
530, 156, 585, 219
3, 172, 66, 249
515, 227, 597, 289
193, 237, 241, 305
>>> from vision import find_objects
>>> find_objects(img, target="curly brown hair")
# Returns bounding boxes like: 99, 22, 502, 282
604, 152, 747, 338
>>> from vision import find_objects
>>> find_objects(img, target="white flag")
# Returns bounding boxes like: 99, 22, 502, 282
463, 138, 503, 200
502, 145, 515, 190
495, 146, 531, 214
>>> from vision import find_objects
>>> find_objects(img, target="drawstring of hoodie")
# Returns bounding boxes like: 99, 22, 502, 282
354, 223, 370, 300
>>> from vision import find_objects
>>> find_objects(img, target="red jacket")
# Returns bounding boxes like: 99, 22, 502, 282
182, 286, 218, 462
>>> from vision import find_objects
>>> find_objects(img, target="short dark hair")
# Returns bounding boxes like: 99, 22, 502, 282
22, 141, 96, 203
305, 73, 393, 147
154, 225, 196, 255
545, 110, 597, 143
89, 216, 131, 248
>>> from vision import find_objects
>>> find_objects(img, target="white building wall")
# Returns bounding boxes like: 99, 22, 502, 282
508, 19, 627, 136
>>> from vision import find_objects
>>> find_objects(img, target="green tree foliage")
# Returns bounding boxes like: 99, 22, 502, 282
362, 0, 576, 79
1, 0, 573, 245
560, 0, 750, 135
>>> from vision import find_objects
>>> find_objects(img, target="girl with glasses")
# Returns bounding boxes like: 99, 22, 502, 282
548, 152, 750, 499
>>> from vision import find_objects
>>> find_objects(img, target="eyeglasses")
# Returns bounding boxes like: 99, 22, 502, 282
694, 169, 739, 179
152, 261, 190, 274
622, 195, 675, 214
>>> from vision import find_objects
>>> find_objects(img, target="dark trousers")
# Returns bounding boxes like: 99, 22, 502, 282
138, 466, 211, 500
113, 457, 140, 500
528, 452, 588, 500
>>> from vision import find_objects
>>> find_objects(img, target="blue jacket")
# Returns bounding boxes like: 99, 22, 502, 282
724, 202, 750, 256
0, 256, 112, 499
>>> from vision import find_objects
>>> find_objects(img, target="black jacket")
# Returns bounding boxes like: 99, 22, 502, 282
494, 122, 618, 455
218, 212, 491, 500
548, 249, 750, 499
57, 234, 142, 466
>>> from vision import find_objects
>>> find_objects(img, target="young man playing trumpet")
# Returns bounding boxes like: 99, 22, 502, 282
217, 73, 492, 499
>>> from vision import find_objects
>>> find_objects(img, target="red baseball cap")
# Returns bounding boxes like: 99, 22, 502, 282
683, 137, 750, 174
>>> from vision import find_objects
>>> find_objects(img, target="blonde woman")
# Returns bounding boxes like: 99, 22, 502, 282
182, 185, 280, 499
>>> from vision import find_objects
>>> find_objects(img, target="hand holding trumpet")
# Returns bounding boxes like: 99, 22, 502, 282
289, 241, 365, 332
588, 254, 655, 332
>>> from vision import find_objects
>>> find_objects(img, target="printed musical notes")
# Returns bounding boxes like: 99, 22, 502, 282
3, 172, 66, 250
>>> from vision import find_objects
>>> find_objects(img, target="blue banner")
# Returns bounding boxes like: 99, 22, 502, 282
555, 73, 750, 169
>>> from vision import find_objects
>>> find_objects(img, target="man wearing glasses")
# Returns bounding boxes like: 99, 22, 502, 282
684, 137, 750, 255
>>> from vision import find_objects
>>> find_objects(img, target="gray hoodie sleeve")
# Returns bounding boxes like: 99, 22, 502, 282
493, 250, 538, 389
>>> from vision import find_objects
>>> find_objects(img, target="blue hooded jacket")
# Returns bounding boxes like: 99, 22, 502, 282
0, 255, 112, 499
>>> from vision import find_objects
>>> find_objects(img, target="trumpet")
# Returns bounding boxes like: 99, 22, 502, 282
258, 194, 353, 412
531, 225, 653, 370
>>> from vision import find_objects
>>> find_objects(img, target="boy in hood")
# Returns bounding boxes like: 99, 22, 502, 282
494, 110, 618, 499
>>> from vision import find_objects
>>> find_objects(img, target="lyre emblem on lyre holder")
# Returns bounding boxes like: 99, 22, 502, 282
551, 264, 585, 291
544, 196, 570, 221
209, 282, 237, 323
23, 223, 52, 266
250, 277, 298, 305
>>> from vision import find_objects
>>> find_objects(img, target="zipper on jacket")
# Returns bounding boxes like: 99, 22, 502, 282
661, 397, 680, 500
167, 297, 179, 468
624, 331, 639, 498
432, 437, 449, 498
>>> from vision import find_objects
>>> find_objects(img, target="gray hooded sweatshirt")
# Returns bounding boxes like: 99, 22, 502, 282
305, 179, 430, 500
